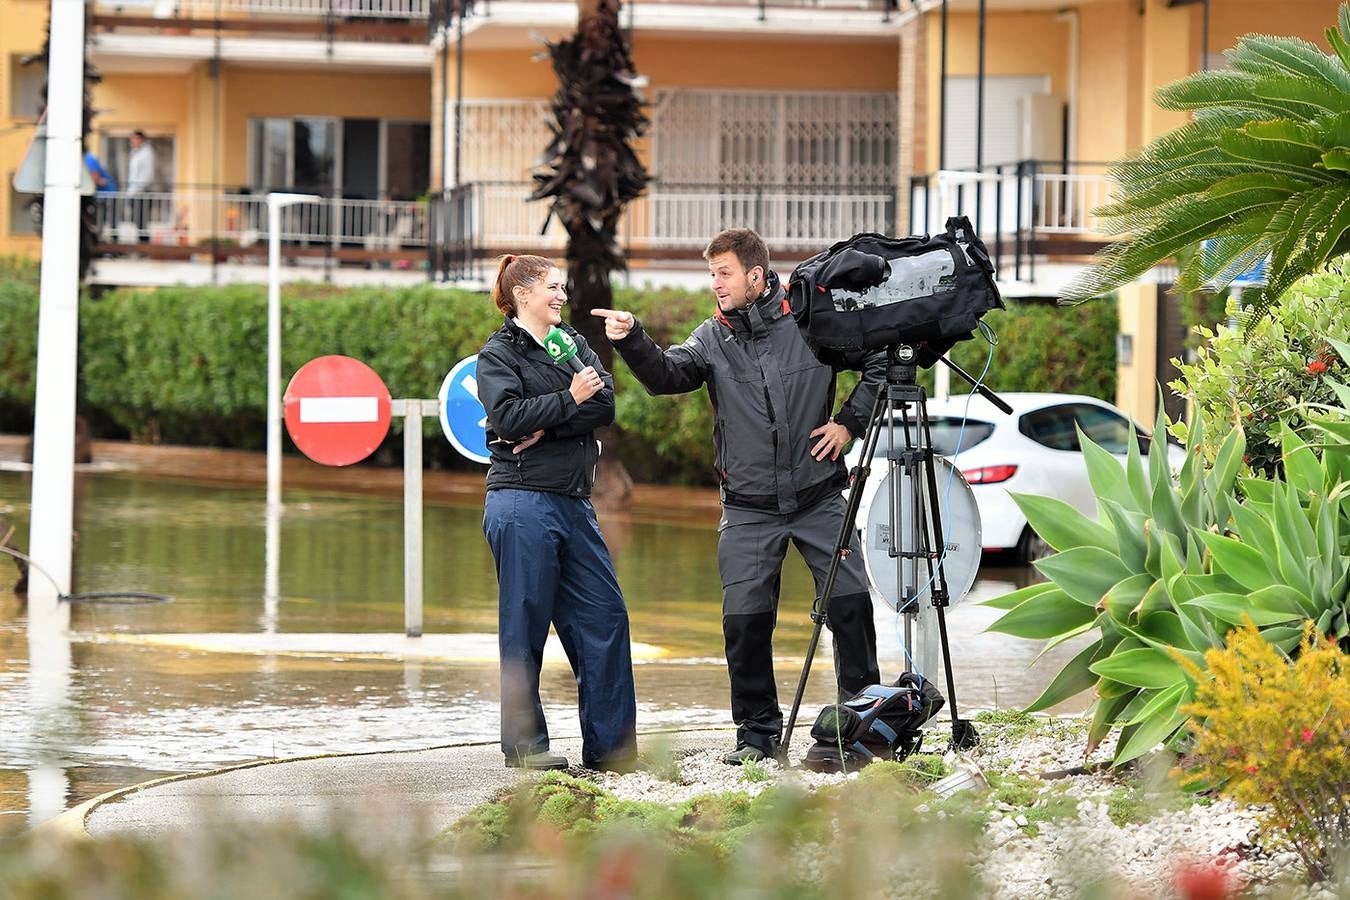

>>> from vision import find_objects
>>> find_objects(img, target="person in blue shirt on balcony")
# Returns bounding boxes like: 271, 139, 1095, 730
84, 151, 117, 195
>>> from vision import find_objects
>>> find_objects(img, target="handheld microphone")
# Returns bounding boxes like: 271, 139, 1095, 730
543, 326, 585, 373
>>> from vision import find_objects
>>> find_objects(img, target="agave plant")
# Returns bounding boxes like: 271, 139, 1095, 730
985, 374, 1350, 765
1064, 3, 1350, 330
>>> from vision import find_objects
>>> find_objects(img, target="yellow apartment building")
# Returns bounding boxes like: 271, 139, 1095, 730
0, 0, 1344, 422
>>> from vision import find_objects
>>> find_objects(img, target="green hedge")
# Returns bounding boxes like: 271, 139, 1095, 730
0, 264, 1118, 484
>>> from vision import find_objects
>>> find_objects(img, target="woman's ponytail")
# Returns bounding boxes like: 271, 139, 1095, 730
489, 254, 554, 316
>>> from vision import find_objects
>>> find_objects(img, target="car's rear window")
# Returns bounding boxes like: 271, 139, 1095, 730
880, 415, 994, 456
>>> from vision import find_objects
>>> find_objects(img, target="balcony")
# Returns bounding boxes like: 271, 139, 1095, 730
90, 0, 433, 52
909, 161, 1115, 286
93, 188, 430, 265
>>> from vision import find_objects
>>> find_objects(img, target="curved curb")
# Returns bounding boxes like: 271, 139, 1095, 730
38, 727, 737, 841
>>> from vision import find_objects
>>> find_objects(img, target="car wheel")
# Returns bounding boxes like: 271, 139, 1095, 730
1016, 527, 1053, 565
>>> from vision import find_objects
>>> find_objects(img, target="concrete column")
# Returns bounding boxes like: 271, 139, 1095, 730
1116, 281, 1159, 425
1140, 0, 1195, 144
897, 12, 926, 234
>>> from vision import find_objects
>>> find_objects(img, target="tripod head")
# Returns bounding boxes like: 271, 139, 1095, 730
886, 344, 1013, 416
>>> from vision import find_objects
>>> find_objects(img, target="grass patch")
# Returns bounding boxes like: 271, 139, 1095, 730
738, 759, 771, 784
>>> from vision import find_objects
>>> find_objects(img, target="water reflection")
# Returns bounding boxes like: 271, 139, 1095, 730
0, 468, 1074, 832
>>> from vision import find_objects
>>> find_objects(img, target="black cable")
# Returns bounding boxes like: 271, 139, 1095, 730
0, 545, 173, 606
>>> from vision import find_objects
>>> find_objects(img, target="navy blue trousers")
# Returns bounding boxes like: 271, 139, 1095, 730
483, 489, 637, 767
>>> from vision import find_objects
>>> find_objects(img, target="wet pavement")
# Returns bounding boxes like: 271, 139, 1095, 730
0, 435, 1084, 836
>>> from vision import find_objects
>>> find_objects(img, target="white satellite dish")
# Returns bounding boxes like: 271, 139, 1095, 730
861, 456, 982, 613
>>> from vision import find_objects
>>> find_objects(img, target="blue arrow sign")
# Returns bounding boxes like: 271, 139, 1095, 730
439, 355, 490, 465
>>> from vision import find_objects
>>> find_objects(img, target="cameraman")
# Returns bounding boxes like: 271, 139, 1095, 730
593, 228, 884, 764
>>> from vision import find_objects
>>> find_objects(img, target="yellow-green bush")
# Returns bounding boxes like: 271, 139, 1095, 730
1181, 622, 1350, 882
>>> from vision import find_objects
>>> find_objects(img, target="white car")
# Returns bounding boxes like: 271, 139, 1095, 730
843, 392, 1186, 563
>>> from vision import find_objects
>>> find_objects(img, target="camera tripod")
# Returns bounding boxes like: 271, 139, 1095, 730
781, 343, 1012, 758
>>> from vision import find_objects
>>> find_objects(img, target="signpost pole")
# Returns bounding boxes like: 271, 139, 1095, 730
395, 399, 435, 638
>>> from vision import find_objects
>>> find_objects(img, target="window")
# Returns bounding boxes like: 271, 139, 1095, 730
9, 56, 45, 121
654, 90, 898, 187
249, 117, 428, 199
942, 75, 1053, 169
101, 134, 176, 191
1018, 403, 1139, 455
1018, 405, 1081, 452
1071, 404, 1133, 455
886, 415, 994, 456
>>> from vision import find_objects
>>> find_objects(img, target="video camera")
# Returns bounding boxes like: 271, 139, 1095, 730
785, 216, 1004, 368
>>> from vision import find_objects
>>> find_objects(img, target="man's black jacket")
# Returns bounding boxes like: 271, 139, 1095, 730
477, 317, 614, 498
613, 271, 886, 514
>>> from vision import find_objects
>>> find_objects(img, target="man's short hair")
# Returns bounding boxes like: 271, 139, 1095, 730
131, 129, 147, 140
704, 228, 769, 278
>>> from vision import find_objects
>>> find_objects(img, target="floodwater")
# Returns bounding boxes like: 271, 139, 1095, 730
0, 459, 1075, 835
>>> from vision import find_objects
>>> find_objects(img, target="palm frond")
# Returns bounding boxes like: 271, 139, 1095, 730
1227, 35, 1350, 96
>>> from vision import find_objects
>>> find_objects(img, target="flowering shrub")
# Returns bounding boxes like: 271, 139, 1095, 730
1180, 623, 1350, 882
1169, 267, 1350, 474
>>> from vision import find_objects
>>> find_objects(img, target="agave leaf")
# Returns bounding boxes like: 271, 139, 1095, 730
982, 581, 1060, 611
1100, 573, 1156, 621
1114, 703, 1189, 767
1186, 592, 1304, 627
1081, 433, 1137, 512
1281, 424, 1323, 496
1090, 647, 1187, 689
1195, 530, 1277, 592
987, 588, 1098, 640
1126, 425, 1152, 513
1207, 424, 1247, 503
1024, 639, 1104, 714
1122, 682, 1189, 728
1261, 625, 1306, 654
1101, 500, 1148, 572
1087, 689, 1138, 756
1230, 501, 1280, 569
1178, 601, 1222, 651
1248, 583, 1318, 619
1011, 492, 1116, 554
1035, 547, 1136, 607
1136, 577, 1174, 618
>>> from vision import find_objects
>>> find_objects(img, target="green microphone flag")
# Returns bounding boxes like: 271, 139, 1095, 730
543, 327, 584, 372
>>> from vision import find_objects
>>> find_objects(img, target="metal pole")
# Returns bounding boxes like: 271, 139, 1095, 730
1201, 0, 1210, 71
267, 197, 283, 520
28, 0, 89, 630
975, 0, 986, 232
398, 399, 431, 638
453, 7, 465, 189
939, 0, 948, 171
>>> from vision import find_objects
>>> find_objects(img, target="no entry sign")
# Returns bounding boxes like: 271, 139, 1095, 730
284, 355, 392, 466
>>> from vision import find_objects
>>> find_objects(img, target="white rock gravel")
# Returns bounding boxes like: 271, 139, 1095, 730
571, 715, 1343, 899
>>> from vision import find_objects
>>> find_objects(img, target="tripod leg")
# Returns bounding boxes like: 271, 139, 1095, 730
780, 389, 888, 758
917, 406, 979, 753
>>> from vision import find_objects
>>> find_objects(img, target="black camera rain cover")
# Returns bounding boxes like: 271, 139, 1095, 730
786, 217, 1004, 366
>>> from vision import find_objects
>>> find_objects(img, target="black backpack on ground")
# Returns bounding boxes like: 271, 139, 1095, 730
800, 673, 946, 774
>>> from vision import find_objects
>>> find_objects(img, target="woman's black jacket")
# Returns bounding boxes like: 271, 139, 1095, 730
476, 317, 615, 498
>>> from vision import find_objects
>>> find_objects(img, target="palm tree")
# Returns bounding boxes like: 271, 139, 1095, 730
1064, 3, 1350, 330
530, 0, 650, 373
530, 0, 649, 508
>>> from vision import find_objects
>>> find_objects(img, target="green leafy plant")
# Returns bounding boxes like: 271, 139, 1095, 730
1170, 267, 1350, 473
1064, 3, 1350, 331
985, 366, 1350, 765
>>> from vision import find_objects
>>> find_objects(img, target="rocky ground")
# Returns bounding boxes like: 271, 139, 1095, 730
575, 712, 1345, 900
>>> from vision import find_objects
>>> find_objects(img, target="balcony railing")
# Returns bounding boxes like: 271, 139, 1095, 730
909, 161, 1115, 282
94, 188, 430, 255
93, 0, 431, 19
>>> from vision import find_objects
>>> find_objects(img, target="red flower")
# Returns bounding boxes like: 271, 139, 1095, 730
1307, 360, 1328, 376
1245, 763, 1259, 775
1175, 859, 1237, 900
1301, 728, 1315, 744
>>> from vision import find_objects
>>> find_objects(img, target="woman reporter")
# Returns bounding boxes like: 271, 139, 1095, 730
476, 254, 637, 772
